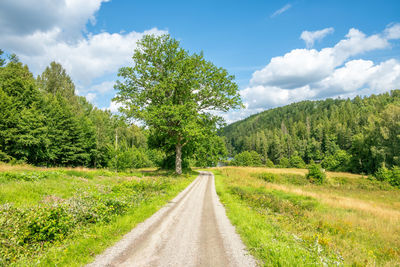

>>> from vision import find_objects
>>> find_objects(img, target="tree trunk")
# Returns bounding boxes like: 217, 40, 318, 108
175, 141, 182, 175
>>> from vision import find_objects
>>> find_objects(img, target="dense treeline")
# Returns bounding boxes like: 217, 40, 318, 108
221, 90, 400, 176
0, 50, 161, 169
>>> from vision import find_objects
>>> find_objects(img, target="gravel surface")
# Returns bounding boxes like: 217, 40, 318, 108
87, 171, 257, 267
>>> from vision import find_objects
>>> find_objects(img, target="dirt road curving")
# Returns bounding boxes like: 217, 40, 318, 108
87, 171, 257, 267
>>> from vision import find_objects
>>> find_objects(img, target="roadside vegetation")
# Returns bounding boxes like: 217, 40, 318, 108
212, 167, 400, 266
0, 163, 197, 266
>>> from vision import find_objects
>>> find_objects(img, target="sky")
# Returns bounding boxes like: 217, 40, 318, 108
1, 0, 400, 123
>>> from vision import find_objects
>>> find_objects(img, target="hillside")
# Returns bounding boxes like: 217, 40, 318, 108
220, 90, 400, 174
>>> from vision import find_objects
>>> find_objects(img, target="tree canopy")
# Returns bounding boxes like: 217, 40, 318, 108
114, 34, 241, 173
0, 55, 159, 169
220, 90, 400, 175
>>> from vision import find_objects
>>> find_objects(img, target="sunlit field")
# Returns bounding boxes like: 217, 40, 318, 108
211, 167, 400, 266
0, 164, 196, 266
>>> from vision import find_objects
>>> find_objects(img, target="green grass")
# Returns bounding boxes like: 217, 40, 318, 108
211, 167, 400, 267
0, 165, 197, 266
213, 170, 340, 266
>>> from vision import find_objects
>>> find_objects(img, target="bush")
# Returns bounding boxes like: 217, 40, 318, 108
289, 155, 306, 168
322, 150, 351, 172
278, 157, 290, 168
265, 158, 275, 168
389, 166, 400, 187
231, 151, 262, 166
306, 163, 326, 184
374, 166, 400, 188
374, 166, 392, 182
0, 150, 13, 162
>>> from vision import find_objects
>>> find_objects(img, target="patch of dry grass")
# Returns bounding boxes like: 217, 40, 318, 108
213, 167, 400, 266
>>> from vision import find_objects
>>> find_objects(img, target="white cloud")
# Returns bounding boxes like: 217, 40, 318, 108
0, 0, 166, 96
0, 0, 109, 39
236, 24, 400, 120
300, 27, 334, 48
271, 4, 291, 18
9, 28, 166, 85
86, 92, 97, 103
104, 101, 123, 113
251, 24, 399, 90
84, 80, 115, 94
384, 23, 400, 40
251, 48, 335, 89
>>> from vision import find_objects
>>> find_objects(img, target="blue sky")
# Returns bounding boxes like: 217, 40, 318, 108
1, 0, 400, 122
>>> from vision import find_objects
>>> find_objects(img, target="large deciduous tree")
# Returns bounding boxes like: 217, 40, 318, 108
114, 34, 242, 174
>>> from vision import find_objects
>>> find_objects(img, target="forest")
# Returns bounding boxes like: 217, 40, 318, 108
220, 90, 400, 180
0, 50, 165, 170
0, 48, 227, 170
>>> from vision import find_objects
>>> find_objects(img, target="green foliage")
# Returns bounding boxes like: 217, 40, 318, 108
306, 163, 326, 184
289, 155, 306, 168
0, 55, 165, 169
278, 157, 290, 168
231, 150, 262, 166
375, 166, 400, 188
221, 90, 400, 176
0, 171, 62, 183
391, 166, 400, 187
0, 49, 5, 67
374, 166, 392, 182
322, 150, 351, 172
114, 34, 242, 173
0, 172, 180, 265
265, 158, 275, 167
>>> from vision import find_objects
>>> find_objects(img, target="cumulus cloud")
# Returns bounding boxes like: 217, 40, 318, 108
104, 101, 123, 113
85, 92, 97, 103
384, 23, 400, 39
10, 28, 166, 85
271, 4, 292, 18
239, 24, 400, 117
83, 80, 115, 94
0, 0, 166, 97
0, 0, 109, 39
300, 27, 334, 48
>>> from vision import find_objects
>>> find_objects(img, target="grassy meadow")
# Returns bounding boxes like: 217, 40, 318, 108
0, 163, 197, 266
211, 167, 400, 266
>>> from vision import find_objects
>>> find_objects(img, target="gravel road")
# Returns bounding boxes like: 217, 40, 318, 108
87, 171, 257, 267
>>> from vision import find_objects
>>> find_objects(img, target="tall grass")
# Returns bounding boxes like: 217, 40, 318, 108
0, 164, 196, 266
212, 167, 400, 266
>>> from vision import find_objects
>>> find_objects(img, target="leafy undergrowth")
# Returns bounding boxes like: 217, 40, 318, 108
0, 166, 196, 266
211, 167, 400, 266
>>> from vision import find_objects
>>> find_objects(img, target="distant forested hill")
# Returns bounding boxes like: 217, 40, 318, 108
220, 90, 400, 174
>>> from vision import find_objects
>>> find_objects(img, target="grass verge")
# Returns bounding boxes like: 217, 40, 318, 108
211, 167, 400, 266
0, 165, 197, 266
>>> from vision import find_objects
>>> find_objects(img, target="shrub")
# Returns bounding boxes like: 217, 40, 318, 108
265, 158, 275, 168
374, 166, 392, 182
389, 166, 400, 187
374, 166, 400, 188
278, 157, 290, 168
289, 155, 306, 168
306, 163, 326, 184
322, 150, 351, 172
231, 151, 262, 166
